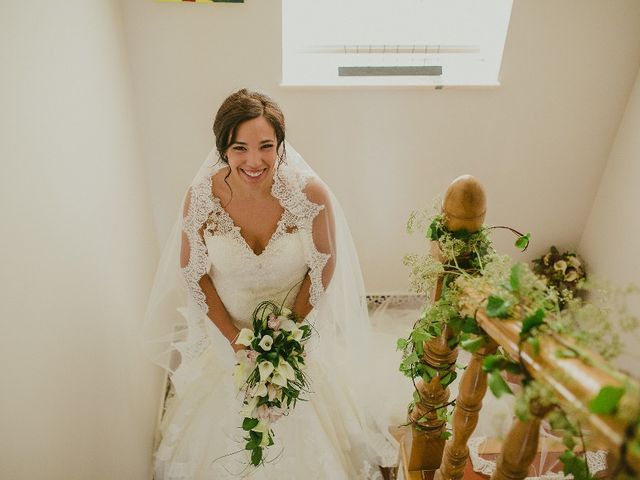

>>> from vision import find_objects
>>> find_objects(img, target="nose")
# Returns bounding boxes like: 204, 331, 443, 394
246, 149, 263, 167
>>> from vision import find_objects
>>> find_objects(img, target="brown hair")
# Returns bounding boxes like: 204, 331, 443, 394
212, 89, 286, 163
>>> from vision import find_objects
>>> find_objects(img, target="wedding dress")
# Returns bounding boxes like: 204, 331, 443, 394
143, 144, 398, 479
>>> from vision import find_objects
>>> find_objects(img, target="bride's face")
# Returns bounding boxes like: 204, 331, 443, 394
225, 116, 278, 187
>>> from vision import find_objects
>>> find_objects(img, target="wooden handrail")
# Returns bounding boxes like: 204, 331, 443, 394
474, 308, 640, 462
400, 174, 640, 480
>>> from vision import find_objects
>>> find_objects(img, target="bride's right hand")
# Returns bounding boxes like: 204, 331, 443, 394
229, 327, 247, 353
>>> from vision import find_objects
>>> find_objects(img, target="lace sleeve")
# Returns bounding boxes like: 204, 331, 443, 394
303, 177, 336, 305
180, 179, 215, 315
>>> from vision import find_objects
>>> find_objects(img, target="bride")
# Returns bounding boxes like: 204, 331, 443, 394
141, 89, 398, 479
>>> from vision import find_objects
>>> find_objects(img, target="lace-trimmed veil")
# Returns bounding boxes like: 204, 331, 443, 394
139, 141, 398, 470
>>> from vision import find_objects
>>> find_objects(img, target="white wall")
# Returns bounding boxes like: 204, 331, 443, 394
0, 2, 161, 479
120, 0, 640, 293
579, 68, 640, 374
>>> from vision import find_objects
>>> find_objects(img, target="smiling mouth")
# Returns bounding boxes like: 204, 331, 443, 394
241, 168, 266, 180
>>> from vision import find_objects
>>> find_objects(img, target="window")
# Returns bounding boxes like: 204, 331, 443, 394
282, 0, 513, 87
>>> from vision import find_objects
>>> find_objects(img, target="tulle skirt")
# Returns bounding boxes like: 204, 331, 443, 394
153, 332, 399, 480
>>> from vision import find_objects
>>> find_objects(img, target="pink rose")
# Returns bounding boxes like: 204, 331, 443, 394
268, 316, 281, 330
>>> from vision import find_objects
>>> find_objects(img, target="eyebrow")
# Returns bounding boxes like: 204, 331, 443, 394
233, 140, 275, 145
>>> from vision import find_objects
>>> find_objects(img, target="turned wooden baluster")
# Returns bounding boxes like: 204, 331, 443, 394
404, 324, 458, 470
491, 401, 552, 480
434, 340, 498, 480
403, 175, 487, 474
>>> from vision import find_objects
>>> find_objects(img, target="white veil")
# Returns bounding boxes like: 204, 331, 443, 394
139, 141, 398, 474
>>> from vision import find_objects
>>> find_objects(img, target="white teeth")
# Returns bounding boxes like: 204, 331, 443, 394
243, 169, 264, 177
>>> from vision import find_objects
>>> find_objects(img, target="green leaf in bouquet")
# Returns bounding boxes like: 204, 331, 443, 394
251, 446, 263, 466
397, 337, 408, 351
588, 385, 625, 415
242, 417, 259, 431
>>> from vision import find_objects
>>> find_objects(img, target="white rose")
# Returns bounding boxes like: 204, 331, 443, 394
280, 307, 293, 317
258, 335, 274, 351
235, 328, 254, 346
258, 361, 275, 381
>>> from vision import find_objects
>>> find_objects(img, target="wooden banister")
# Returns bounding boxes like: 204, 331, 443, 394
474, 308, 640, 459
400, 174, 640, 480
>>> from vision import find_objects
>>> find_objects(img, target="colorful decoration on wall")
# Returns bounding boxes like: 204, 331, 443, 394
155, 0, 243, 3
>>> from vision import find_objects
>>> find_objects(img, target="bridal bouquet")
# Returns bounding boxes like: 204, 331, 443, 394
232, 301, 313, 466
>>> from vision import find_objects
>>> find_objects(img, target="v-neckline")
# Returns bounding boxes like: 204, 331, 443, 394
208, 176, 286, 257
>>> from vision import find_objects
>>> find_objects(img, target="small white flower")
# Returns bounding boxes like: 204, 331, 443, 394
235, 328, 254, 346
280, 307, 293, 317
258, 361, 275, 381
553, 260, 567, 273
258, 335, 274, 351
542, 253, 551, 266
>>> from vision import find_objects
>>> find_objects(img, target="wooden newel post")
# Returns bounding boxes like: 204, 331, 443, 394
403, 175, 487, 476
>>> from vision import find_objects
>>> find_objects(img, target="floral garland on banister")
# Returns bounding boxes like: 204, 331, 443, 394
398, 209, 640, 479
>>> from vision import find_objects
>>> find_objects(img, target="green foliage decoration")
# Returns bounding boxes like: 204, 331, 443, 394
399, 207, 640, 478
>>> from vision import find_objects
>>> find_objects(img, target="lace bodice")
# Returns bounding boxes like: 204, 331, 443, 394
204, 231, 308, 327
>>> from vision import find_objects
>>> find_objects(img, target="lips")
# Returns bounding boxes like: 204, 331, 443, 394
240, 168, 266, 181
